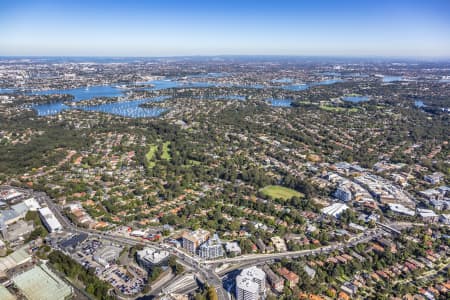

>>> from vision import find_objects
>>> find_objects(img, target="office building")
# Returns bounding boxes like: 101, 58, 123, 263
38, 207, 62, 233
236, 266, 266, 300
334, 185, 352, 202
136, 247, 170, 269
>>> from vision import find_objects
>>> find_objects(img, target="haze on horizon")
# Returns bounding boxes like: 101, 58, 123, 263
0, 0, 449, 58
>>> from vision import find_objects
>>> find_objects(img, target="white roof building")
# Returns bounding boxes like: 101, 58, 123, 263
130, 230, 147, 237
236, 276, 259, 300
388, 203, 415, 216
236, 266, 266, 300
38, 207, 63, 233
137, 247, 170, 267
0, 189, 22, 201
321, 203, 349, 218
23, 198, 41, 211
225, 241, 241, 254
439, 214, 450, 225
417, 208, 438, 221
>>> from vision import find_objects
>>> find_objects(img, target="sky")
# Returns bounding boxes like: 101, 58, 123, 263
0, 0, 449, 57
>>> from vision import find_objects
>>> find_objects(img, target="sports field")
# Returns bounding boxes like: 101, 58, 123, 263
260, 185, 304, 200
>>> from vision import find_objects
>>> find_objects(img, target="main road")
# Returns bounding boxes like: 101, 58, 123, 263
39, 189, 384, 300
40, 192, 230, 299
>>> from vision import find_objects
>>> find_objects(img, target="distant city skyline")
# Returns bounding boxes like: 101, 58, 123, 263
1, 0, 450, 58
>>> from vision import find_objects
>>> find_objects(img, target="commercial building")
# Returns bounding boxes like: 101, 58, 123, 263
0, 209, 21, 226
334, 186, 352, 202
424, 172, 444, 185
130, 230, 146, 237
236, 276, 259, 300
199, 234, 223, 259
2, 220, 34, 242
321, 203, 349, 218
0, 246, 32, 273
420, 188, 446, 201
388, 203, 415, 216
38, 207, 63, 233
93, 245, 122, 268
181, 229, 210, 254
12, 263, 73, 300
236, 266, 266, 300
11, 202, 29, 219
59, 233, 88, 252
430, 199, 450, 211
417, 208, 439, 223
136, 247, 170, 269
0, 189, 22, 202
0, 284, 15, 300
23, 198, 41, 211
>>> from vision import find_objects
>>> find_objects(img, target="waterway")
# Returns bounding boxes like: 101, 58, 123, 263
268, 98, 293, 107
33, 96, 169, 117
382, 75, 403, 83
30, 75, 344, 116
33, 85, 124, 102
414, 100, 426, 108
342, 95, 369, 103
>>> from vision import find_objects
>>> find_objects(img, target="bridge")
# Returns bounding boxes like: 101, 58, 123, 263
376, 222, 402, 235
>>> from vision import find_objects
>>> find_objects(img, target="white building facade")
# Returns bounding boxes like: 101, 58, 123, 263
236, 266, 266, 300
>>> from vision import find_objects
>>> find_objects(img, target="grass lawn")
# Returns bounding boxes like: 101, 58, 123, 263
161, 141, 171, 160
146, 145, 158, 161
187, 159, 201, 166
260, 185, 304, 200
146, 141, 171, 168
145, 145, 158, 168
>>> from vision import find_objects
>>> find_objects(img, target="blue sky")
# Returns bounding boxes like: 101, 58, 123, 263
0, 0, 449, 57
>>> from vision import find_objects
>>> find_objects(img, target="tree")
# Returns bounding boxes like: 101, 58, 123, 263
168, 255, 184, 275
207, 286, 218, 300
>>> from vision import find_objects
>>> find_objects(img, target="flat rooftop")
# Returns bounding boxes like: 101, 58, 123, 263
12, 263, 72, 300
0, 284, 16, 300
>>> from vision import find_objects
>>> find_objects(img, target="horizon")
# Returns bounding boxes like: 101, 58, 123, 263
1, 54, 450, 62
1, 0, 450, 58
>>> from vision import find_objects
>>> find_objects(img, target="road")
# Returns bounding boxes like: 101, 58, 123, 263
39, 192, 230, 299
37, 188, 385, 300
203, 229, 383, 266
